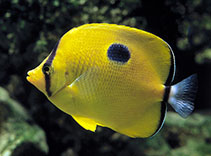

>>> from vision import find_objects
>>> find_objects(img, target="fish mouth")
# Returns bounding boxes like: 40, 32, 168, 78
26, 69, 67, 98
26, 71, 33, 83
26, 69, 46, 94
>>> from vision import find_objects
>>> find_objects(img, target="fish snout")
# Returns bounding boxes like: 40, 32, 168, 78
26, 69, 45, 93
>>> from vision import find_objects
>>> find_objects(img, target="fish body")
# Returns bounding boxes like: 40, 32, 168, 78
27, 23, 197, 138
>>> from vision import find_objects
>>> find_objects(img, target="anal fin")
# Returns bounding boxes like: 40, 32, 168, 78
72, 115, 97, 132
150, 101, 167, 137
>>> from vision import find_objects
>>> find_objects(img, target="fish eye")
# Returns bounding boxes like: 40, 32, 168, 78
107, 43, 130, 63
42, 64, 51, 75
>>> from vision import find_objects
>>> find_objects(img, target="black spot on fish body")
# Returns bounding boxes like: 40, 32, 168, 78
107, 43, 130, 63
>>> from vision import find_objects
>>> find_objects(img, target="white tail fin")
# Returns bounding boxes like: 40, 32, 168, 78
168, 74, 198, 118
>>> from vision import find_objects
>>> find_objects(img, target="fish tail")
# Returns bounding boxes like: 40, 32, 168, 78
166, 74, 198, 118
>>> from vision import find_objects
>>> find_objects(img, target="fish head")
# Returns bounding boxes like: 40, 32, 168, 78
27, 43, 69, 98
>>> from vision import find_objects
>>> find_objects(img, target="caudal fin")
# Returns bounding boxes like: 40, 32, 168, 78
168, 74, 198, 118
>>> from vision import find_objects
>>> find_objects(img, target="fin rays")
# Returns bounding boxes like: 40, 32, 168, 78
168, 74, 198, 118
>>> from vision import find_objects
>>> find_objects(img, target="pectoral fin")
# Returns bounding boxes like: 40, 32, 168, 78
69, 68, 102, 98
72, 115, 97, 132
69, 69, 105, 132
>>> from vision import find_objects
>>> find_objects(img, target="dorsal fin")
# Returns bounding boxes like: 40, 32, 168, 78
164, 42, 176, 85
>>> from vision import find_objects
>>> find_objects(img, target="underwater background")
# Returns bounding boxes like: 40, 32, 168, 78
0, 0, 211, 156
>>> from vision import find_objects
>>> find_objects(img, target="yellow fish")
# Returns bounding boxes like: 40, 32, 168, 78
27, 23, 197, 138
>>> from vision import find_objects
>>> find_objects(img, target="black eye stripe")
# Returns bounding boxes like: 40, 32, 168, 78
45, 41, 59, 66
43, 40, 59, 97
107, 43, 130, 63
44, 72, 51, 96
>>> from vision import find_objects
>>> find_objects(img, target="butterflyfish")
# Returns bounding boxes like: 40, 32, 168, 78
27, 23, 198, 138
